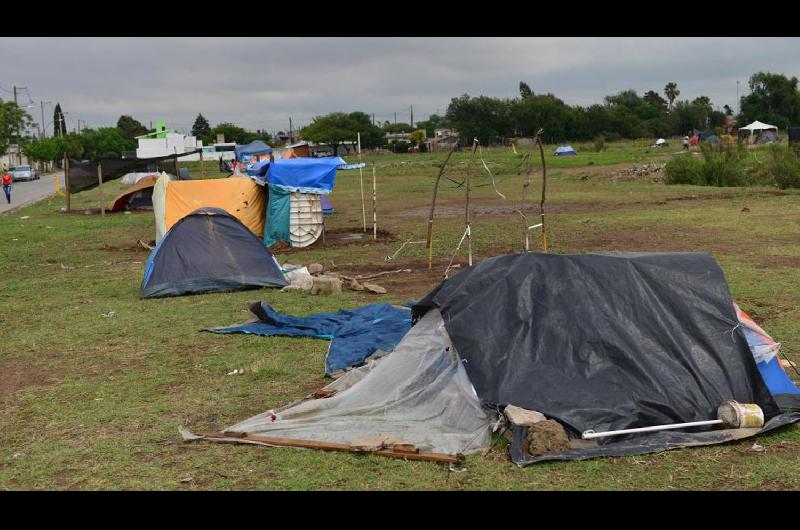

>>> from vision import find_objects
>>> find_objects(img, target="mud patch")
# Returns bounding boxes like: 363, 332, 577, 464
754, 255, 800, 269
272, 227, 395, 255
0, 356, 62, 407
396, 201, 612, 219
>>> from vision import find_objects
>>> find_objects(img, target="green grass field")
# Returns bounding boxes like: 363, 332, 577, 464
1, 140, 799, 490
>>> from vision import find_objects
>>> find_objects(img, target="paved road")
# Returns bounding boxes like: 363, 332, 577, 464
0, 172, 65, 215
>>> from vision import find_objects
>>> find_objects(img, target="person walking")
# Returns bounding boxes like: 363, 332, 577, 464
683, 135, 690, 151
2, 170, 12, 204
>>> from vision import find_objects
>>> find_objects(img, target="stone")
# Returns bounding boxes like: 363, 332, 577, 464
311, 275, 342, 295
307, 263, 324, 275
504, 404, 546, 427
362, 282, 387, 294
525, 419, 570, 457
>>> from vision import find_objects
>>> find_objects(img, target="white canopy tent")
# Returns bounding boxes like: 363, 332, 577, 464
740, 121, 779, 144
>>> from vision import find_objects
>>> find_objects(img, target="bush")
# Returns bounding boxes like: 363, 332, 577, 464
665, 155, 704, 185
392, 141, 410, 153
593, 135, 606, 152
767, 145, 800, 189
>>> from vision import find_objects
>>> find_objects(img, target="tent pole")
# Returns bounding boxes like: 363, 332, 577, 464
358, 132, 366, 232
64, 153, 71, 213
535, 131, 548, 252
372, 164, 377, 240
465, 138, 479, 266
97, 161, 105, 217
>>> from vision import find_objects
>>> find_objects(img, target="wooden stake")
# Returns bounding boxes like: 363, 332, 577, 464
521, 153, 531, 251
173, 152, 179, 178
358, 133, 366, 232
372, 164, 377, 240
535, 132, 548, 252
64, 153, 71, 213
97, 161, 105, 217
196, 431, 463, 465
465, 138, 479, 266
425, 147, 456, 270
199, 148, 205, 178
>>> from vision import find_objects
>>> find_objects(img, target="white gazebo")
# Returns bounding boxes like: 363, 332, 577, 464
739, 121, 779, 144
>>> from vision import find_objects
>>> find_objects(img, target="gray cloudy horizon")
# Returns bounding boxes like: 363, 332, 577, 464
2, 37, 798, 136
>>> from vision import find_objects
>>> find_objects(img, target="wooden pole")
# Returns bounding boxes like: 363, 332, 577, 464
196, 431, 463, 465
199, 148, 205, 178
425, 147, 456, 270
536, 132, 548, 252
372, 164, 377, 240
97, 161, 105, 217
358, 133, 366, 232
465, 138, 479, 266
174, 152, 179, 178
521, 153, 531, 251
64, 153, 71, 213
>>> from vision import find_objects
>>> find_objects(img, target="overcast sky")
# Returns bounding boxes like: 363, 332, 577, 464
2, 37, 798, 136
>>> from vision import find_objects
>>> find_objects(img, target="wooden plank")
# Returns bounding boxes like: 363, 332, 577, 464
196, 431, 463, 464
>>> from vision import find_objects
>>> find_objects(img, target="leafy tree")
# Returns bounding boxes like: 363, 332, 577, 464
0, 99, 34, 156
116, 115, 148, 140
738, 71, 800, 130
664, 82, 680, 112
53, 103, 66, 138
209, 123, 252, 144
301, 112, 382, 153
78, 127, 135, 157
408, 130, 426, 147
643, 90, 668, 112
519, 81, 533, 99
447, 94, 513, 146
415, 114, 450, 137
191, 113, 212, 138
383, 122, 412, 133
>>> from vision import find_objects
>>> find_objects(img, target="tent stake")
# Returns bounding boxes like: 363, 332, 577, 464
425, 146, 455, 270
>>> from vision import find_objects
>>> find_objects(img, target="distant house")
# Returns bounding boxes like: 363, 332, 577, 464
426, 128, 460, 152
385, 132, 411, 144
1, 144, 32, 169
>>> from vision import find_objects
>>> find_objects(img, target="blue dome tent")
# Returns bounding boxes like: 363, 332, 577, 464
141, 208, 287, 298
554, 145, 577, 156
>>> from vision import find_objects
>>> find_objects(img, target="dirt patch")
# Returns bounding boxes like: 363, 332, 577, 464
396, 200, 612, 219
664, 190, 789, 202
754, 255, 800, 270
100, 241, 152, 253
272, 227, 395, 255
332, 257, 468, 302
0, 356, 62, 407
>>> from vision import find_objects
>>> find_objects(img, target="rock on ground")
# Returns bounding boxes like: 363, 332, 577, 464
504, 404, 546, 427
311, 275, 343, 295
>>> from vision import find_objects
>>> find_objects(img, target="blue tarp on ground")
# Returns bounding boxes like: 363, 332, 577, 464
235, 141, 273, 161
205, 302, 412, 375
267, 157, 345, 194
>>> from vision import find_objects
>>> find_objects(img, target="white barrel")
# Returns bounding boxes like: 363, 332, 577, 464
289, 193, 324, 248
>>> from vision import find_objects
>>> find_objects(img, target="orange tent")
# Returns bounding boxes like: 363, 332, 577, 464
108, 175, 159, 212
153, 174, 266, 241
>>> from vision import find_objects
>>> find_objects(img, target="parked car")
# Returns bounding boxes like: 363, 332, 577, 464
10, 165, 38, 182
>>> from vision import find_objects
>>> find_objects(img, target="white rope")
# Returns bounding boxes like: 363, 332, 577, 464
444, 226, 470, 278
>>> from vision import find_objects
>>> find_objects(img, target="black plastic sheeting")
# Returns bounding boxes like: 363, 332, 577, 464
141, 207, 287, 298
68, 150, 200, 193
413, 252, 799, 463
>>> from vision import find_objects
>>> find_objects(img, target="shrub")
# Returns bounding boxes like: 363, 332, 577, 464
665, 155, 704, 185
767, 145, 800, 189
593, 135, 606, 152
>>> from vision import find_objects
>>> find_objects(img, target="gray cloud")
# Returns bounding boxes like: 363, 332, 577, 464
2, 37, 798, 135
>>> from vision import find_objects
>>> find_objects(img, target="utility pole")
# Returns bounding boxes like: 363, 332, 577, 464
394, 112, 397, 125
372, 114, 375, 125
40, 101, 47, 139
410, 105, 414, 129
289, 117, 293, 142
736, 80, 741, 114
